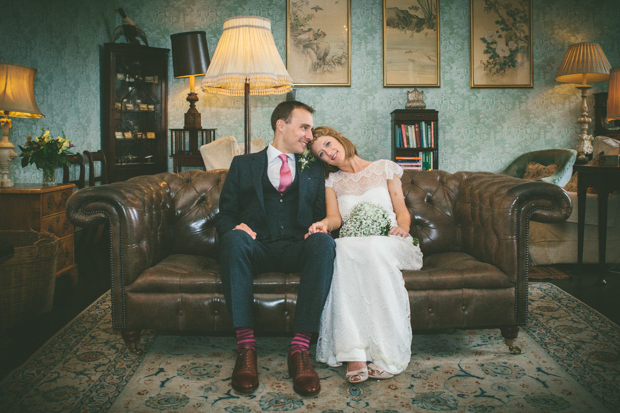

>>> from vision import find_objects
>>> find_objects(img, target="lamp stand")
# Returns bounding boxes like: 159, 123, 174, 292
244, 81, 251, 154
184, 75, 202, 155
575, 85, 594, 163
0, 114, 18, 187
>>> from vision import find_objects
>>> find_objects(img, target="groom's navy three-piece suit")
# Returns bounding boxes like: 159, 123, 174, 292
216, 147, 336, 333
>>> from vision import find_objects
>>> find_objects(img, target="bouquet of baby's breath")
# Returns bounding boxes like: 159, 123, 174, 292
340, 201, 392, 238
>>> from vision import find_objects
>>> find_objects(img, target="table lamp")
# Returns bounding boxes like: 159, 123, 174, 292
0, 63, 44, 187
201, 16, 293, 154
556, 42, 611, 162
170, 31, 211, 129
607, 67, 620, 122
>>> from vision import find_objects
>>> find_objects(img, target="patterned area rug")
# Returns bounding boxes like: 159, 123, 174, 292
1, 283, 618, 412
529, 266, 570, 280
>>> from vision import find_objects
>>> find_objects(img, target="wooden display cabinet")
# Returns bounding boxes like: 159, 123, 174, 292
102, 43, 169, 182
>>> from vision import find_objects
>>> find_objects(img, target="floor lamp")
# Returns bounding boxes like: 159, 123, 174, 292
556, 42, 611, 163
201, 16, 293, 154
0, 63, 44, 187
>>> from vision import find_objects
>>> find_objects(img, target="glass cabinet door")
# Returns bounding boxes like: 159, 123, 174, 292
103, 43, 169, 182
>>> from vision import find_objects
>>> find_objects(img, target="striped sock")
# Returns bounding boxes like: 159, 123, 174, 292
235, 328, 256, 351
290, 332, 312, 354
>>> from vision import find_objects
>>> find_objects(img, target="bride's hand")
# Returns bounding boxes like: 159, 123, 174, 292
389, 225, 409, 238
307, 221, 329, 236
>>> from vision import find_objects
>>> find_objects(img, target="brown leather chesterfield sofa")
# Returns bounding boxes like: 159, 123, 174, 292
66, 169, 571, 354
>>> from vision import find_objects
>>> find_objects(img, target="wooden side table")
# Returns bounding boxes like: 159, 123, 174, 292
0, 183, 78, 283
574, 165, 620, 275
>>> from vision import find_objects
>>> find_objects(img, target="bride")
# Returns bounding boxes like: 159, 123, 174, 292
306, 126, 423, 383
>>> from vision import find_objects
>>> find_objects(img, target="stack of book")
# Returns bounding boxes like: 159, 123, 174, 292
395, 156, 422, 170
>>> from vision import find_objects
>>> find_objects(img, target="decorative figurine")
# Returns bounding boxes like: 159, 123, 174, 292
406, 88, 426, 109
112, 8, 149, 46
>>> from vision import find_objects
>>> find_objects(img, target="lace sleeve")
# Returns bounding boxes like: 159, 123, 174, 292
383, 160, 403, 180
325, 173, 335, 188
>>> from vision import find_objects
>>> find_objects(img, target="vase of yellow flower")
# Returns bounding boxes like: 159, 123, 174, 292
18, 129, 75, 186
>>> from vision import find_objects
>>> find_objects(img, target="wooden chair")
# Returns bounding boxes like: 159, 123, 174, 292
84, 150, 108, 186
62, 154, 86, 189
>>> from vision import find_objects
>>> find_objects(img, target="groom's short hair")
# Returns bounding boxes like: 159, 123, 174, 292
271, 101, 315, 131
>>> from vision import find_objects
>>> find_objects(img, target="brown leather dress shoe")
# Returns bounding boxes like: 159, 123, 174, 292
231, 348, 259, 393
288, 351, 320, 396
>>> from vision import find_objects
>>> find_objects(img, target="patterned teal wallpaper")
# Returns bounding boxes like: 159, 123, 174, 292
3, 0, 619, 184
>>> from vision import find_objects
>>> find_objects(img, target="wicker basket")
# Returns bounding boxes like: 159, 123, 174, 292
0, 230, 59, 332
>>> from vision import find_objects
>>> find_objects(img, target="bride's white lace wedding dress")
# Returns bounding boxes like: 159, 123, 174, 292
316, 160, 423, 374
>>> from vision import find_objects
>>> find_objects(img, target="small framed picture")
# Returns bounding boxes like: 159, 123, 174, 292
139, 103, 148, 111
136, 132, 144, 139
148, 104, 155, 111
114, 101, 122, 110
115, 132, 124, 139
144, 76, 154, 82
123, 132, 133, 139
146, 132, 156, 139
116, 73, 125, 80
125, 102, 135, 111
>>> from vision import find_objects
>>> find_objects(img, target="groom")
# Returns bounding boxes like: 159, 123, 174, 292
216, 101, 335, 396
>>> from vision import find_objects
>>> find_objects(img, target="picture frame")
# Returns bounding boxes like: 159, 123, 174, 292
139, 103, 148, 111
286, 0, 351, 86
123, 132, 133, 139
146, 132, 156, 140
470, 0, 532, 88
383, 0, 440, 88
115, 132, 123, 140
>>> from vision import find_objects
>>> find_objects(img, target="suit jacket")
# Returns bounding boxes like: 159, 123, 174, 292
216, 147, 327, 240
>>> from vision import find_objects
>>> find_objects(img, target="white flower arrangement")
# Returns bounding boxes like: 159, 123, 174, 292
340, 201, 392, 238
298, 148, 316, 171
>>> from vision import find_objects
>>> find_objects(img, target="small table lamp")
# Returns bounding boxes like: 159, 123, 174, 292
201, 16, 293, 154
607, 67, 620, 122
0, 63, 44, 187
170, 31, 211, 130
556, 42, 611, 162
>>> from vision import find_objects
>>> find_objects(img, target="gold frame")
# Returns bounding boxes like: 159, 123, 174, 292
286, 0, 351, 86
383, 0, 441, 88
470, 0, 533, 88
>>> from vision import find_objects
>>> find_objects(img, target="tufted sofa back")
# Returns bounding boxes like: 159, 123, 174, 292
160, 169, 227, 259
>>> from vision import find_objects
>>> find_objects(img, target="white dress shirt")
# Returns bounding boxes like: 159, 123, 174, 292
267, 144, 296, 190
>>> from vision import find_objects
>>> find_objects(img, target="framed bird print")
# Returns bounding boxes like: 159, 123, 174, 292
286, 0, 351, 86
383, 0, 440, 87
470, 0, 532, 88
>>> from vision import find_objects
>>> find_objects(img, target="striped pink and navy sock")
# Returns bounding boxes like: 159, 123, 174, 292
290, 332, 312, 354
235, 328, 256, 351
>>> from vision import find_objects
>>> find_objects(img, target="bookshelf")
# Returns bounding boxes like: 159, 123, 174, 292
390, 109, 438, 171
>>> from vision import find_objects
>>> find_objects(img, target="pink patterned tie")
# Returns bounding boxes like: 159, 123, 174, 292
278, 153, 292, 194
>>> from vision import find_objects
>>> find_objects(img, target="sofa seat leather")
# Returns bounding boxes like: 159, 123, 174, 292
404, 252, 514, 290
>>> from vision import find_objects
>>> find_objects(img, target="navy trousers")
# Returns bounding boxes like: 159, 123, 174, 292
219, 230, 335, 333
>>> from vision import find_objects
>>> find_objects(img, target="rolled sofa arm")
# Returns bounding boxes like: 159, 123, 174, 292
455, 172, 571, 325
66, 174, 174, 327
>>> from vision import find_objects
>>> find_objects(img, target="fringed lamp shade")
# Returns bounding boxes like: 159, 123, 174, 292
0, 63, 44, 119
555, 42, 611, 84
201, 16, 293, 96
607, 67, 620, 121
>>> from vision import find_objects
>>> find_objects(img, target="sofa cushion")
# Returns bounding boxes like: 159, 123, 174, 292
126, 254, 300, 294
523, 162, 560, 181
403, 252, 513, 290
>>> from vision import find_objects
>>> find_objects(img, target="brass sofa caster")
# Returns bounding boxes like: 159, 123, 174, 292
127, 342, 144, 356
509, 345, 522, 355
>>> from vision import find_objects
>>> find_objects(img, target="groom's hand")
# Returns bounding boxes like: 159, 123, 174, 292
234, 223, 257, 240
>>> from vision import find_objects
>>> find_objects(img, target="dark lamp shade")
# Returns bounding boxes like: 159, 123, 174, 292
170, 31, 210, 78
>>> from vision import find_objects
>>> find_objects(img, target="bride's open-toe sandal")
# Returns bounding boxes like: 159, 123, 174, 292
368, 363, 394, 380
346, 366, 369, 384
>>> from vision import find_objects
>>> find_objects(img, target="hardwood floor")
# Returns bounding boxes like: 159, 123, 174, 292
1, 238, 619, 382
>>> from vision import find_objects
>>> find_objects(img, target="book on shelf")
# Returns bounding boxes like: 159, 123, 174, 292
430, 121, 435, 148
400, 124, 407, 148
414, 123, 421, 147
395, 156, 421, 160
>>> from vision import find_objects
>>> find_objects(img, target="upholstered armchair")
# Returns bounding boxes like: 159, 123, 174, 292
501, 149, 577, 187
